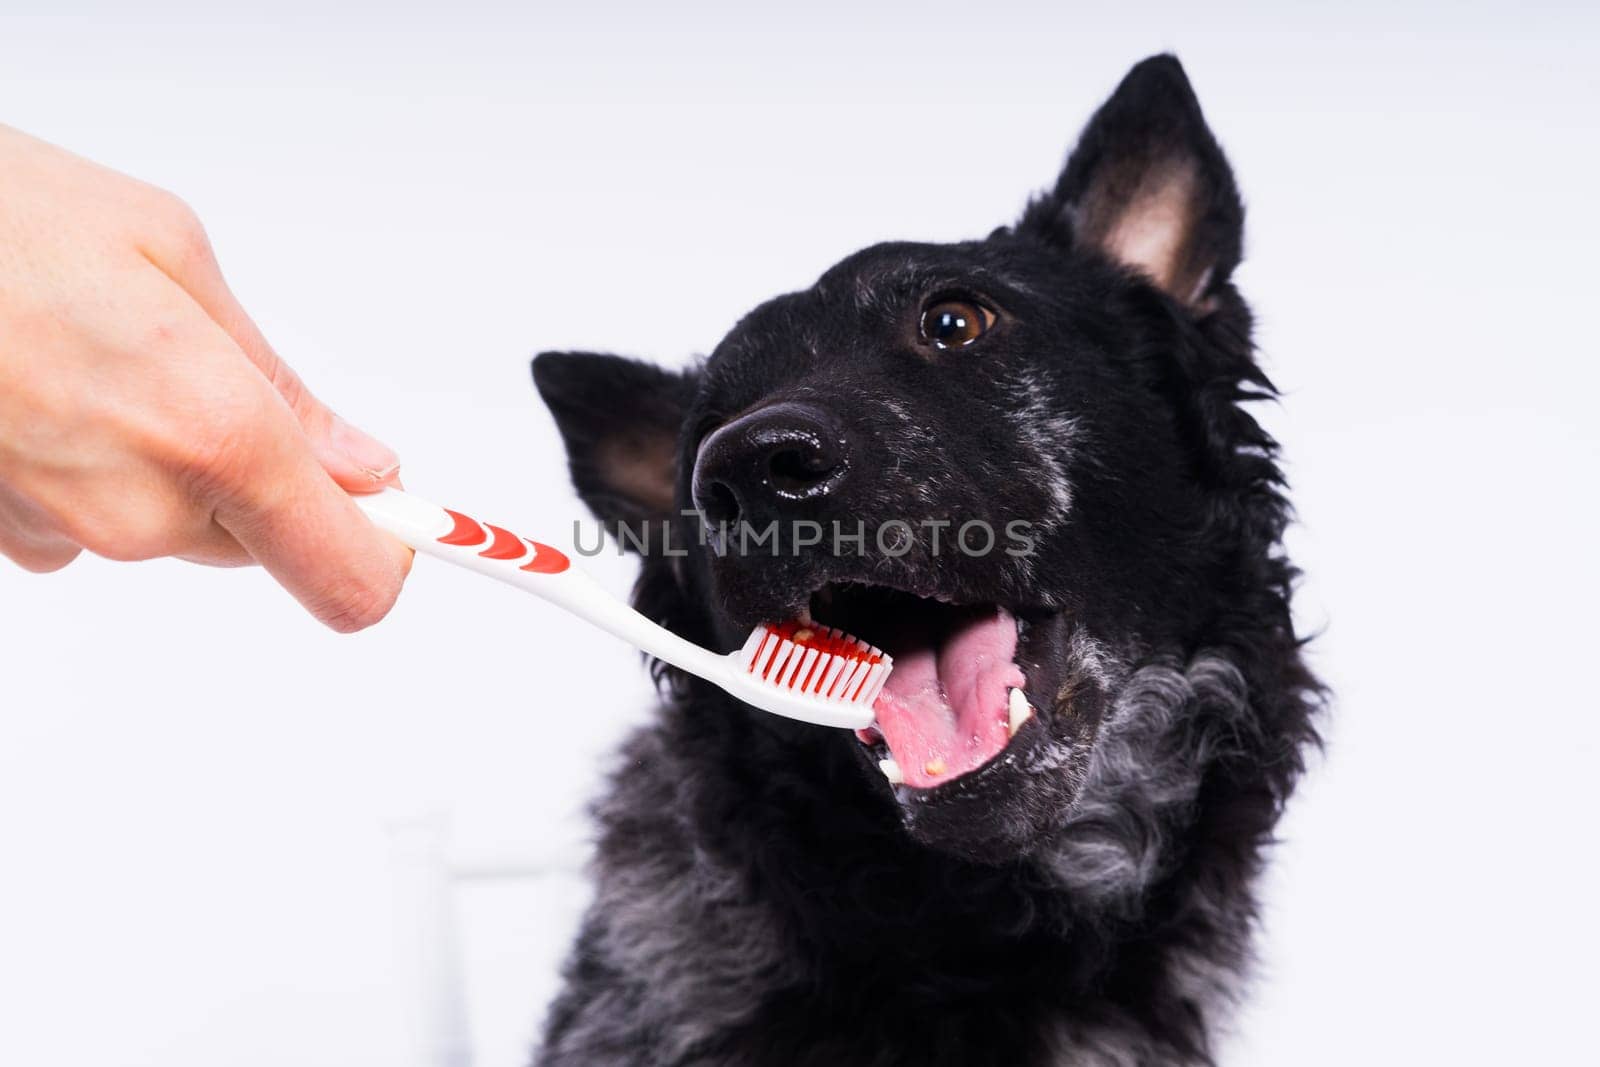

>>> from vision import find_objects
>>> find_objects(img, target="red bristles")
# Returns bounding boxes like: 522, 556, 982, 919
737, 621, 892, 708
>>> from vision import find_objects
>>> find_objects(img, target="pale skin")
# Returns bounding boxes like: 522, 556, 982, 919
0, 124, 413, 631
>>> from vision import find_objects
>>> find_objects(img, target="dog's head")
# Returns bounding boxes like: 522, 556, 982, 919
535, 56, 1281, 863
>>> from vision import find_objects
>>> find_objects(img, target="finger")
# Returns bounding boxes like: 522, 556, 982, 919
137, 214, 402, 493
122, 245, 414, 628
114, 261, 415, 614
0, 484, 82, 572
0, 530, 81, 573
202, 399, 414, 631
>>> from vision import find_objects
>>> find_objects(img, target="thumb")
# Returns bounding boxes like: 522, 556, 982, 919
236, 342, 402, 494
294, 394, 405, 494
141, 228, 402, 494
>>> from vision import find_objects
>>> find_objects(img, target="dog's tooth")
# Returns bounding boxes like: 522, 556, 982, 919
878, 758, 904, 785
1008, 687, 1034, 738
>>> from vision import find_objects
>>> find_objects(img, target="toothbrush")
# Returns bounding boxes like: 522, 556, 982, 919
353, 487, 890, 729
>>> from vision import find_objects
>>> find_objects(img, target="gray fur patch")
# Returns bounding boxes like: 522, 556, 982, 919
537, 733, 802, 1064
1041, 651, 1255, 907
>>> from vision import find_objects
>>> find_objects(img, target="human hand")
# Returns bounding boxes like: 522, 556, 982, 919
0, 124, 412, 631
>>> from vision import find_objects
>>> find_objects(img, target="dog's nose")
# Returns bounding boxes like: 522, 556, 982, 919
692, 402, 850, 527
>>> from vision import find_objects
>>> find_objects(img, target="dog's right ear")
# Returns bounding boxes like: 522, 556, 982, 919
531, 352, 697, 545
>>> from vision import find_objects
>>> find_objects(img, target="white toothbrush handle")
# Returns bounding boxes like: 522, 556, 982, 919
353, 487, 725, 680
354, 487, 878, 730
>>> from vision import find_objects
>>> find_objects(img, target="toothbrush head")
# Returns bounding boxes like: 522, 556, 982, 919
734, 621, 892, 725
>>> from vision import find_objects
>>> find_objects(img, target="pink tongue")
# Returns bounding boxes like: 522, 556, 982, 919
871, 606, 1026, 789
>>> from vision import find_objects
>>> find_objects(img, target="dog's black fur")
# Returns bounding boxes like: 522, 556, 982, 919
529, 55, 1320, 1066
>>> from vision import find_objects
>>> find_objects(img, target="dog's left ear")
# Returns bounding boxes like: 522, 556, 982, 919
1021, 54, 1242, 310
531, 351, 696, 542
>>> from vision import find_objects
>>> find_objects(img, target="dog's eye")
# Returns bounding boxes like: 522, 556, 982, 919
919, 299, 995, 349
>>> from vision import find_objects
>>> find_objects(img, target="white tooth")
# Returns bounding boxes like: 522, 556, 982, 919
878, 758, 904, 785
1007, 687, 1034, 738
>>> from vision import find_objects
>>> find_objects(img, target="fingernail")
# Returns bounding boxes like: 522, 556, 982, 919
331, 416, 401, 481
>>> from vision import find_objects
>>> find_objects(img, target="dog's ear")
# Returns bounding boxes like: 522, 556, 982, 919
531, 352, 696, 545
1021, 54, 1242, 310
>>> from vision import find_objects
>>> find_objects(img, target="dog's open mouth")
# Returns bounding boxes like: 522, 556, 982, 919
805, 583, 1055, 791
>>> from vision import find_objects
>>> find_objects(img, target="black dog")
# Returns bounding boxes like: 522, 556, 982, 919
530, 54, 1320, 1066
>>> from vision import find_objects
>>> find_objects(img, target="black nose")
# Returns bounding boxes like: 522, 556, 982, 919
692, 402, 851, 527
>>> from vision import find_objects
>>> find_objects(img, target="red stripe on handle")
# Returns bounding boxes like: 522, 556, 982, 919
519, 540, 571, 574
435, 505, 570, 575
479, 524, 525, 560
438, 509, 488, 547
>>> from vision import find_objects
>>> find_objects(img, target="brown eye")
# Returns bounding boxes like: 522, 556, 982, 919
919, 299, 995, 349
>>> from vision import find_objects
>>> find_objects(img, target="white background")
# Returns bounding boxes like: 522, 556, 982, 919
2, 3, 1597, 1064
